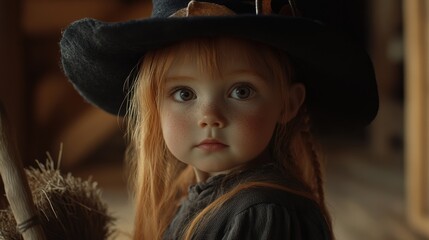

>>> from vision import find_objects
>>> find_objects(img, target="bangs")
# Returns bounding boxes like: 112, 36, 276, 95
152, 37, 289, 82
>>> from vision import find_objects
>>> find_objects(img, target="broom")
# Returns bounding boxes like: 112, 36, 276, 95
0, 104, 115, 240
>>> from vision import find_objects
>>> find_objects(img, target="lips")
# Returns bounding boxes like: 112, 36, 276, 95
197, 139, 228, 151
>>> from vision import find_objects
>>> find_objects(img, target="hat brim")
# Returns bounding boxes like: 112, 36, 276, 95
60, 15, 378, 128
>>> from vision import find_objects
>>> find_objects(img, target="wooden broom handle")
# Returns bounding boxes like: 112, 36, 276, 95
0, 105, 46, 240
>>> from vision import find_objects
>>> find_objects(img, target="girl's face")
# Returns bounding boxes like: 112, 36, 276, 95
158, 39, 301, 177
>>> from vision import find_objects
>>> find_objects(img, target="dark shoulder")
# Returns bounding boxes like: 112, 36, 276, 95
229, 186, 326, 224
233, 185, 317, 209
197, 186, 331, 240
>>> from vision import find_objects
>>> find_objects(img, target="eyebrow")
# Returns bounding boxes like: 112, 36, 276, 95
164, 69, 269, 83
164, 76, 196, 83
226, 69, 269, 82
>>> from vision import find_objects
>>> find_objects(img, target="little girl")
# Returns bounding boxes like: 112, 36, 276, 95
60, 0, 379, 239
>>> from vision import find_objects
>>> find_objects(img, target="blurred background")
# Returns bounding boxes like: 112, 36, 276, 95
0, 0, 428, 239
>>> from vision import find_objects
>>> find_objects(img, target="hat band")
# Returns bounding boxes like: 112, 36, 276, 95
169, 1, 236, 17
256, 0, 300, 15
169, 0, 300, 18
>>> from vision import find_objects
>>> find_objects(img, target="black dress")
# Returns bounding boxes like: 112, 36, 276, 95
163, 164, 331, 240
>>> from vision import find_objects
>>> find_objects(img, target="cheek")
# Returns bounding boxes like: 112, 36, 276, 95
160, 108, 192, 153
232, 106, 279, 150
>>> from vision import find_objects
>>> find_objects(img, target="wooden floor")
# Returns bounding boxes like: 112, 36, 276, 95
74, 140, 428, 240
324, 141, 427, 240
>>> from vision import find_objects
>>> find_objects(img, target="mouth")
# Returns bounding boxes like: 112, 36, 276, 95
196, 139, 228, 151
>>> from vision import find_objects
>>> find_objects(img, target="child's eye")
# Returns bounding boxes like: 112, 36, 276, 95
172, 88, 196, 102
230, 85, 255, 100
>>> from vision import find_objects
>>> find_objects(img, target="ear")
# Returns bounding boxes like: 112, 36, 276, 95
279, 83, 306, 123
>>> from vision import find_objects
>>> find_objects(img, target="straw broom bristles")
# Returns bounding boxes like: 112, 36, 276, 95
0, 154, 116, 240
0, 103, 116, 239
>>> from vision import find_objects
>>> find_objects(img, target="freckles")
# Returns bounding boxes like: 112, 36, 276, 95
161, 108, 193, 148
237, 106, 277, 128
233, 107, 278, 143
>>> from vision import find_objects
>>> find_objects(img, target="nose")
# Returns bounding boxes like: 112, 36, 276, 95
198, 103, 226, 128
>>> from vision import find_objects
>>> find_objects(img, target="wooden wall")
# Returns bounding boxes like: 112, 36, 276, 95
0, 0, 151, 170
404, 0, 429, 237
0, 0, 26, 159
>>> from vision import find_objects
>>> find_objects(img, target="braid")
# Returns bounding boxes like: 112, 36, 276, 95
301, 115, 325, 204
301, 113, 335, 239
